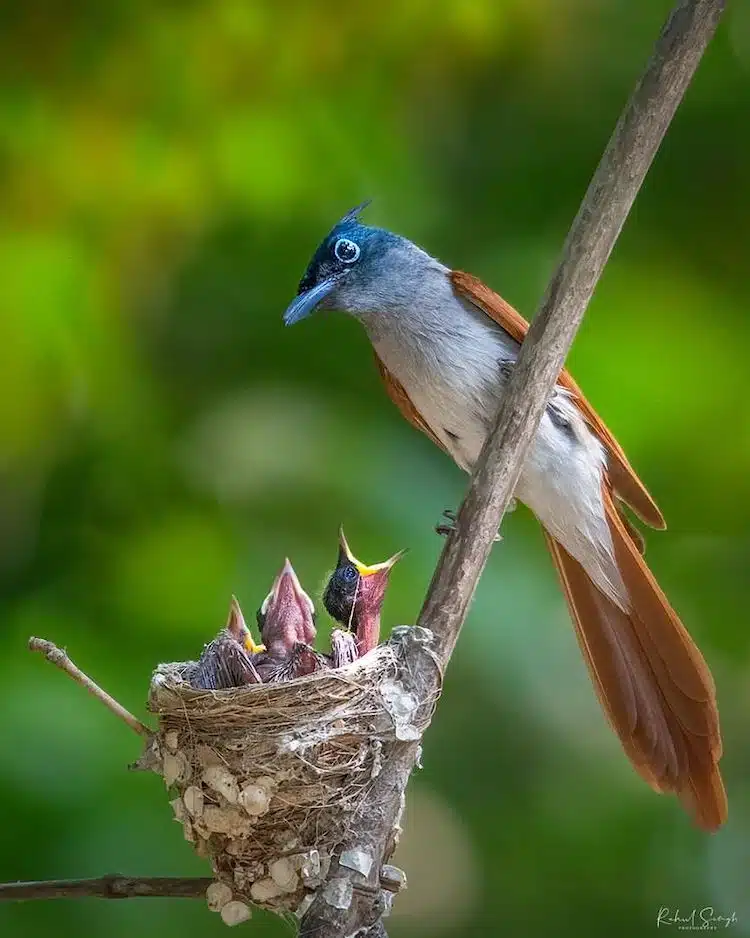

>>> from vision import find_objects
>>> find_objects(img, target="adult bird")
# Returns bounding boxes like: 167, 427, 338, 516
283, 203, 726, 829
323, 527, 405, 656
254, 558, 324, 681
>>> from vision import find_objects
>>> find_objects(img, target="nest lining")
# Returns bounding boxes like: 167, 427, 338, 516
144, 626, 440, 923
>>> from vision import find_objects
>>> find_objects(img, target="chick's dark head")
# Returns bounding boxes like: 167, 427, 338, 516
322, 528, 405, 632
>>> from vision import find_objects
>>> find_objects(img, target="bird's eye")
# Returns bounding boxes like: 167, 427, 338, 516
340, 564, 359, 583
333, 238, 360, 264
256, 607, 266, 631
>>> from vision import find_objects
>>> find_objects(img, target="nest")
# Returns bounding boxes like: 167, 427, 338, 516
142, 626, 440, 925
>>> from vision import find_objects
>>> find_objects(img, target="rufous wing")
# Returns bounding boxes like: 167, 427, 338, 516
370, 267, 724, 826
446, 270, 724, 825
543, 484, 725, 830
450, 269, 665, 530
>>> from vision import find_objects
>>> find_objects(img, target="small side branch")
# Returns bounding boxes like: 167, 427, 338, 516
0, 875, 213, 902
28, 637, 152, 738
0, 871, 407, 903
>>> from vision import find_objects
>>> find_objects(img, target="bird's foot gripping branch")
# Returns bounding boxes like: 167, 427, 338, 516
141, 625, 441, 930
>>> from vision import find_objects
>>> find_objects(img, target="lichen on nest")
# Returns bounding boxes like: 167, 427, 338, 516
142, 626, 440, 925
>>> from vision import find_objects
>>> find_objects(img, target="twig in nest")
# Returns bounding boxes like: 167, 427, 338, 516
28, 637, 151, 738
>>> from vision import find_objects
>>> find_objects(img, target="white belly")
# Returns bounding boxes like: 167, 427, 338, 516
368, 315, 627, 606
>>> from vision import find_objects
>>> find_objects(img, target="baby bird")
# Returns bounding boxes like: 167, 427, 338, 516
323, 528, 405, 656
254, 559, 324, 682
189, 596, 263, 690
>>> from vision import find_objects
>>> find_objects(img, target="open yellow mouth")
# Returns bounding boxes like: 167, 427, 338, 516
227, 595, 265, 653
244, 633, 266, 655
338, 527, 407, 577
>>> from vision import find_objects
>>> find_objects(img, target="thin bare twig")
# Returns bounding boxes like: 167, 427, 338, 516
28, 637, 152, 738
0, 869, 406, 902
417, 0, 726, 664
0, 876, 213, 902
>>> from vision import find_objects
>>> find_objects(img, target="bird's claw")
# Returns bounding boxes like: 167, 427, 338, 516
435, 509, 503, 542
435, 509, 457, 537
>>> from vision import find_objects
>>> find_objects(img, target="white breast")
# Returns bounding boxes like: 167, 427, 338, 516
363, 273, 626, 606
364, 272, 519, 470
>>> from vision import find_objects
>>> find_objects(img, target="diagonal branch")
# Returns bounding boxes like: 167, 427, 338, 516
417, 0, 726, 664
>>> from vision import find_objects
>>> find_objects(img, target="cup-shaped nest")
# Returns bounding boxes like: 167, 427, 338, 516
143, 627, 439, 923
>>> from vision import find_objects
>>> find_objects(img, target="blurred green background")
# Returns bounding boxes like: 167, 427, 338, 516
1, 1, 748, 936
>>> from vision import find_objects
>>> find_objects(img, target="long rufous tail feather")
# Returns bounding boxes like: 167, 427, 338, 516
544, 489, 726, 830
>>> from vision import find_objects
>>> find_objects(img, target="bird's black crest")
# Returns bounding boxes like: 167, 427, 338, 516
338, 199, 372, 226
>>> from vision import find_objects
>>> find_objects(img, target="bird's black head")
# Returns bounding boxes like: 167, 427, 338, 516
322, 527, 406, 630
322, 555, 361, 629
283, 201, 401, 325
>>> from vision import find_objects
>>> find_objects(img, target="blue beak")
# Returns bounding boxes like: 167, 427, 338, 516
283, 275, 339, 326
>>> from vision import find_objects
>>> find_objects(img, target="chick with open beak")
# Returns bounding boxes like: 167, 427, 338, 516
323, 528, 405, 656
190, 596, 263, 690
254, 559, 325, 681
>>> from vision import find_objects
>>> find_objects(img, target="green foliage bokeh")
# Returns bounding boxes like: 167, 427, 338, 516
1, 1, 749, 936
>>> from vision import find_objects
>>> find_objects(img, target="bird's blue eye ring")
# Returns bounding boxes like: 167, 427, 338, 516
334, 238, 360, 264
341, 564, 359, 582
